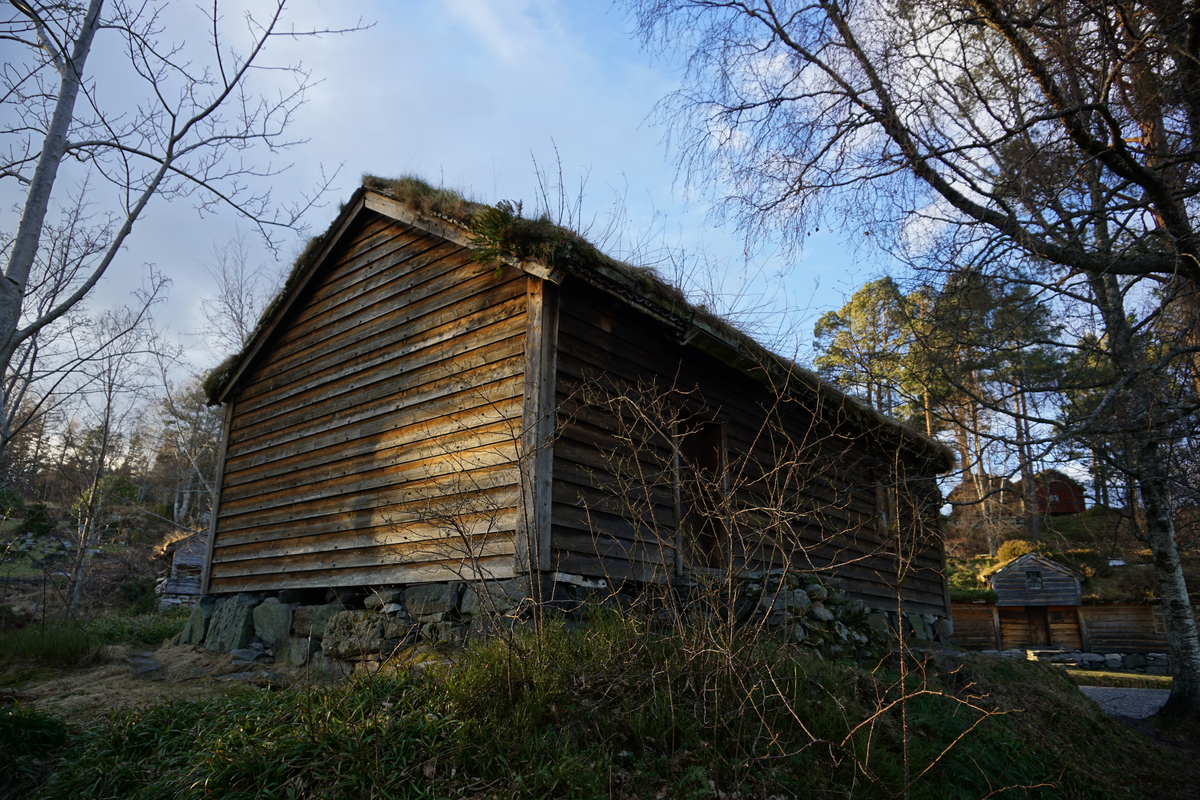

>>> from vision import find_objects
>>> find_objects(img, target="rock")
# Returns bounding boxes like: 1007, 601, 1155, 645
788, 589, 812, 615
364, 589, 402, 610
252, 598, 294, 645
179, 600, 215, 645
806, 582, 829, 602
382, 618, 416, 640
231, 648, 273, 664
204, 594, 258, 653
292, 604, 344, 638
809, 601, 835, 623
381, 602, 405, 615
309, 652, 353, 679
321, 610, 386, 660
275, 636, 315, 666
1123, 653, 1148, 669
277, 589, 305, 605
460, 580, 527, 617
420, 620, 461, 643
934, 617, 954, 640
405, 582, 461, 617
905, 613, 932, 641
867, 611, 891, 633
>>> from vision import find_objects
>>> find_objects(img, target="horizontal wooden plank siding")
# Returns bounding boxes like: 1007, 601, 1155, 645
1079, 605, 1169, 653
208, 210, 526, 592
949, 602, 998, 649
994, 570, 1080, 606
550, 282, 948, 615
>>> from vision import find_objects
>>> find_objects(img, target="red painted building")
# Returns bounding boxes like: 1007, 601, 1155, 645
1031, 470, 1087, 516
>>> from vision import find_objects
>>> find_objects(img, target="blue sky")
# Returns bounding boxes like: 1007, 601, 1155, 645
3, 0, 887, 372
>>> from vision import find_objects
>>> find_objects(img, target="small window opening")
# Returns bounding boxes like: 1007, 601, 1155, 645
1051, 611, 1063, 622
1025, 570, 1043, 590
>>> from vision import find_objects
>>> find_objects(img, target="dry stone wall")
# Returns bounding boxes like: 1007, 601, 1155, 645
179, 571, 951, 672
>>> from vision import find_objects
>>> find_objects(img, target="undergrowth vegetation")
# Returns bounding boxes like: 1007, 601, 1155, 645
15, 613, 1193, 799
0, 606, 189, 674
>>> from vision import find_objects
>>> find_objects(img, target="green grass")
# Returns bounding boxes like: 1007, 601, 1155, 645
0, 608, 189, 675
87, 607, 190, 645
1065, 669, 1173, 689
1, 705, 69, 800
18, 616, 1195, 799
0, 621, 91, 670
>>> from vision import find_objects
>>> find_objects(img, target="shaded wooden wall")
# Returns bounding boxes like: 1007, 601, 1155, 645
993, 557, 1080, 606
550, 283, 948, 615
207, 211, 528, 592
951, 601, 1182, 652
949, 602, 999, 649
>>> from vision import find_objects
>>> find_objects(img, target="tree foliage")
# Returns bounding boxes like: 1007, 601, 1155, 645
631, 0, 1200, 717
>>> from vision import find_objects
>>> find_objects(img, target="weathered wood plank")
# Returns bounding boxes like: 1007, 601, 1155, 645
228, 361, 524, 461
246, 256, 510, 384
223, 418, 522, 505
208, 556, 518, 593
211, 532, 515, 580
233, 321, 525, 435
213, 510, 520, 564
216, 483, 521, 547
219, 440, 519, 518
236, 278, 526, 408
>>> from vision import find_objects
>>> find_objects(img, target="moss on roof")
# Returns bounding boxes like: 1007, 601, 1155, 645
203, 174, 955, 471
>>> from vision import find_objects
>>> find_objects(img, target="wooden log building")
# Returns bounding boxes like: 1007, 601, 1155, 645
950, 553, 1198, 652
200, 177, 955, 619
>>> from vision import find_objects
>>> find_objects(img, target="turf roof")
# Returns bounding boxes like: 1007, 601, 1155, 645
204, 174, 955, 471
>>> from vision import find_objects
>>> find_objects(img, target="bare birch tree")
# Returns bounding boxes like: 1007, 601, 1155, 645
0, 0, 361, 467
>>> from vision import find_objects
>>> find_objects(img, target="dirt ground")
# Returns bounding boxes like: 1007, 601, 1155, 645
3, 643, 312, 720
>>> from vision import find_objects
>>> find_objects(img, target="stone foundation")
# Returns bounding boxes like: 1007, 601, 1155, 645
181, 571, 951, 671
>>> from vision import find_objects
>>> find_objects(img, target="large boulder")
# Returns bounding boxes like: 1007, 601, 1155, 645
179, 597, 216, 645
252, 598, 294, 645
321, 611, 387, 660
292, 603, 344, 639
204, 594, 258, 653
279, 636, 316, 667
461, 579, 531, 618
405, 582, 462, 618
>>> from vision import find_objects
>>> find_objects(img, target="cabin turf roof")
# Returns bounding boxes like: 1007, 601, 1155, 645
203, 174, 956, 471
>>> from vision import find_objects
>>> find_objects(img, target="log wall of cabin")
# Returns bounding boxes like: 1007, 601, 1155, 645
1079, 605, 1170, 653
949, 602, 1000, 649
207, 212, 527, 592
549, 282, 947, 615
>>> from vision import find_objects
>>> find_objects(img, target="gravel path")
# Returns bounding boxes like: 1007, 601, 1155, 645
1079, 686, 1171, 719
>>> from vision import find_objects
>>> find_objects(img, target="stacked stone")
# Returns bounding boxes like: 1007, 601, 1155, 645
978, 648, 1171, 675
735, 569, 889, 660
179, 578, 534, 669
180, 572, 946, 670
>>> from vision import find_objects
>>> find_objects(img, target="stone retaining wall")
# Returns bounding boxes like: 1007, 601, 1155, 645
178, 571, 952, 672
978, 648, 1171, 675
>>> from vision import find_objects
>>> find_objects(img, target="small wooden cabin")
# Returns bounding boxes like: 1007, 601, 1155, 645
986, 553, 1082, 648
200, 178, 955, 619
